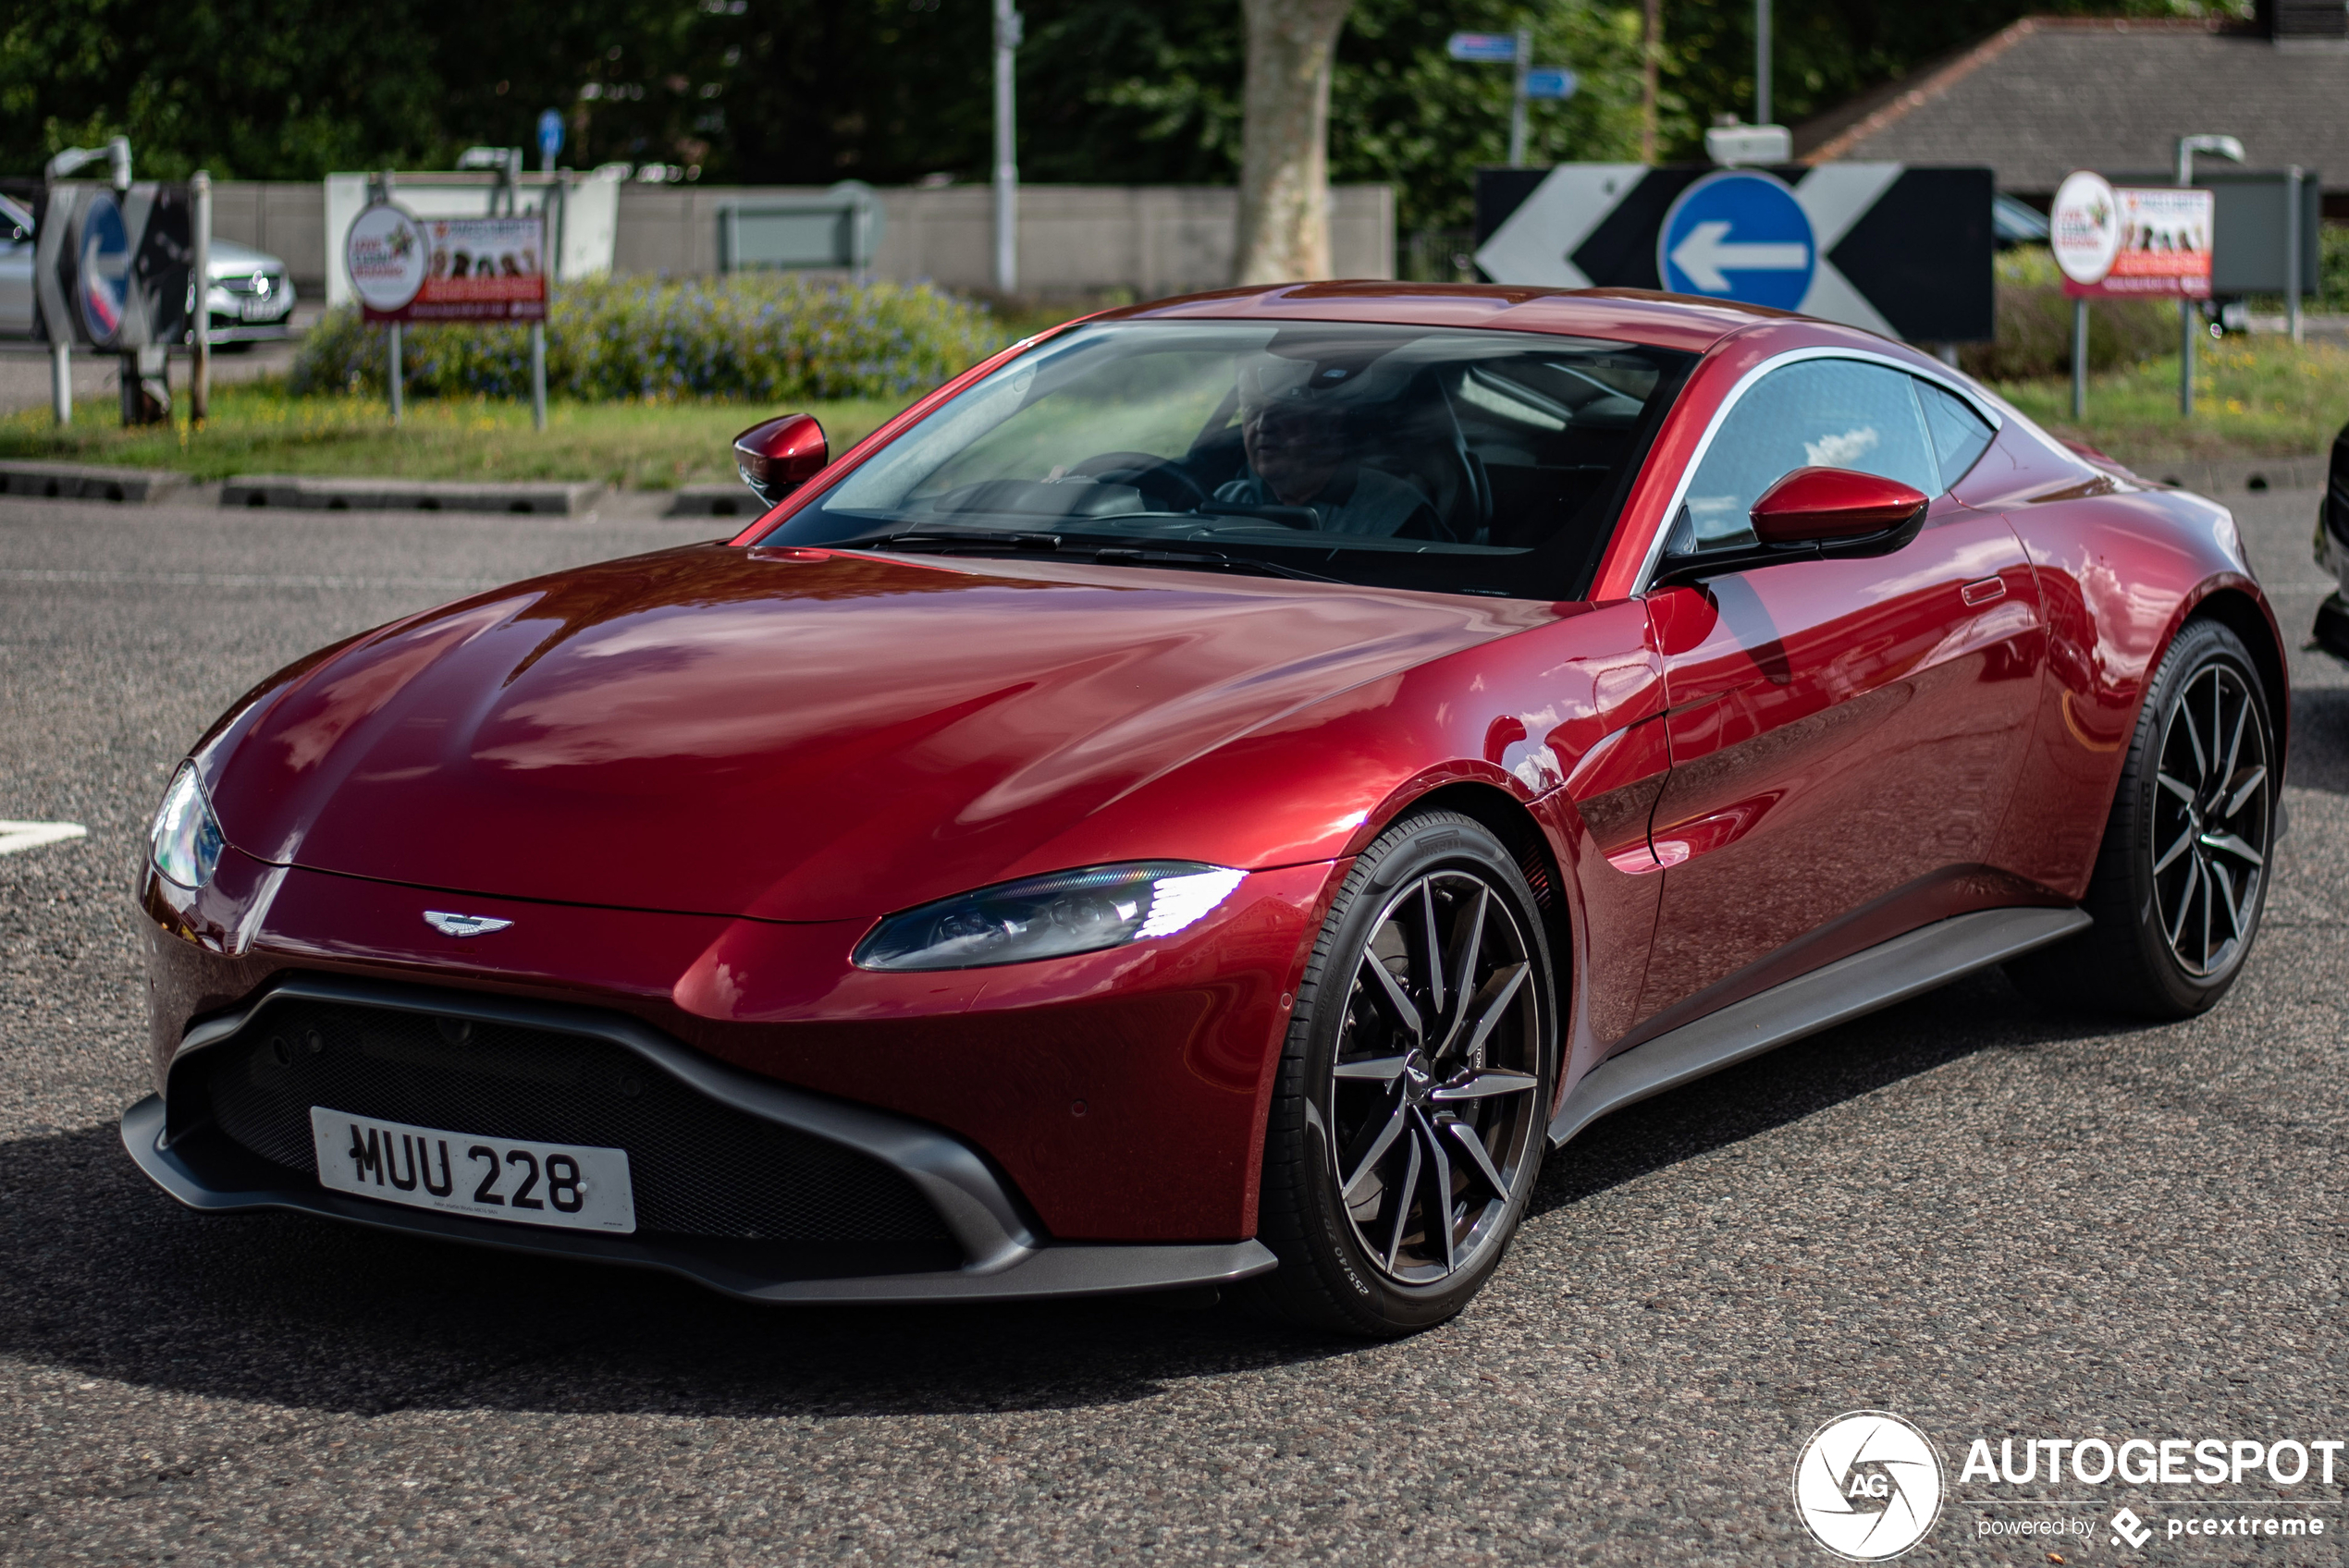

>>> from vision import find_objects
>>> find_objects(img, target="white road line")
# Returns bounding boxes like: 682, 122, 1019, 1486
0, 570, 504, 591
0, 821, 88, 856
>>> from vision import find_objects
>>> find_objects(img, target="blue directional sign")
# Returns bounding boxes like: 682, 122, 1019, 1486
537, 109, 565, 164
1446, 31, 1519, 62
1655, 169, 1815, 310
74, 193, 130, 345
1523, 67, 1578, 101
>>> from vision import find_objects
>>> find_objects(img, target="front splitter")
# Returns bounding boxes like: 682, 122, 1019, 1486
121, 1096, 1277, 1305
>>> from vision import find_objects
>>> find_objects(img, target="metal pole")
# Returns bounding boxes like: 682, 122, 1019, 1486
191, 169, 211, 425
530, 322, 547, 432
2072, 297, 2088, 422
2286, 165, 2304, 347
49, 342, 70, 427
1508, 28, 1531, 167
388, 323, 403, 425
992, 0, 1020, 294
2180, 300, 2195, 418
1755, 0, 1772, 126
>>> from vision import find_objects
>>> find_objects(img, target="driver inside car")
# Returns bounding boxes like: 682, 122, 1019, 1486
1211, 355, 1441, 538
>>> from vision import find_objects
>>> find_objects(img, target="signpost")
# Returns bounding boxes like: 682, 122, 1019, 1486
1476, 163, 1995, 343
537, 110, 564, 175
2052, 168, 2217, 417
1446, 31, 1576, 167
347, 195, 549, 428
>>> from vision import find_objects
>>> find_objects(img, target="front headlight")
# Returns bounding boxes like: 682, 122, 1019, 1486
853, 862, 1247, 972
150, 762, 226, 889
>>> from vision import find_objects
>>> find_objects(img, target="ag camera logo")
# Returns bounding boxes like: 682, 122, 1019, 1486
1794, 1411, 1944, 1560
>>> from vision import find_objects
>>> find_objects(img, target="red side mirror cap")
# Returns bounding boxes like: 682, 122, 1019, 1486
733, 414, 828, 508
1750, 466, 1929, 545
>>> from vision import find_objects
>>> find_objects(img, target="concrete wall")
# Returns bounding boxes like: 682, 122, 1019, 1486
215, 179, 1395, 301
209, 181, 331, 294
613, 183, 1395, 294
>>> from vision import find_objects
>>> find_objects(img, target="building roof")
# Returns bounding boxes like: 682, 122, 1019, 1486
1793, 17, 2349, 191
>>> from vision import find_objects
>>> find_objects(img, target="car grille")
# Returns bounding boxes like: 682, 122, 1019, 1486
199, 998, 952, 1246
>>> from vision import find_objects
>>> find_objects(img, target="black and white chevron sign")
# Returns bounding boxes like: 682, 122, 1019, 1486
1474, 164, 1995, 343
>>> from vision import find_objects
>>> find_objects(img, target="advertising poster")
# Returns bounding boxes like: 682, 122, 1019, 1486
347, 203, 547, 324
2052, 169, 2215, 300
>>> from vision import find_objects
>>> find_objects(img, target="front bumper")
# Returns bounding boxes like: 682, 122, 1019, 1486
124, 973, 1275, 1305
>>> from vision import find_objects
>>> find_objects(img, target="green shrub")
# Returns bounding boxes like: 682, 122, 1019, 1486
292, 275, 1010, 403
1959, 246, 2175, 382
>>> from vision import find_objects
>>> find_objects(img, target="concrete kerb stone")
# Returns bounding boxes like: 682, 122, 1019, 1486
664, 483, 765, 520
218, 476, 608, 516
0, 460, 191, 505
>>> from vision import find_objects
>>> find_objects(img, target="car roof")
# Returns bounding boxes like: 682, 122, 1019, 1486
1106, 281, 1787, 354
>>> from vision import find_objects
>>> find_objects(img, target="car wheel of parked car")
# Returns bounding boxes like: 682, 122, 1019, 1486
1246, 811, 1556, 1336
2008, 618, 2276, 1019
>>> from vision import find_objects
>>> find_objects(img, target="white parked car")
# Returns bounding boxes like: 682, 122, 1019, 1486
0, 190, 296, 346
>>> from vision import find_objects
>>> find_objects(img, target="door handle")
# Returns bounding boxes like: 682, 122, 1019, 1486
1961, 575, 2008, 606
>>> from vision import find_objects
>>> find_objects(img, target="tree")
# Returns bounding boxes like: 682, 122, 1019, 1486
1233, 0, 1354, 284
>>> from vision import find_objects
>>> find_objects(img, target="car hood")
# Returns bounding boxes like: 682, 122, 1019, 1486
205, 544, 1552, 921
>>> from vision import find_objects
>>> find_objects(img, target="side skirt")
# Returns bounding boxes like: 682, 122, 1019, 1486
1547, 905, 2090, 1147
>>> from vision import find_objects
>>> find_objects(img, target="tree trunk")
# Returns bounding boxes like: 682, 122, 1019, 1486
1642, 0, 1661, 164
1234, 0, 1354, 285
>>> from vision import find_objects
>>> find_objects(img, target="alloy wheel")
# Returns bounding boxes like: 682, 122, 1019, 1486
2150, 661, 2270, 979
1325, 870, 1543, 1287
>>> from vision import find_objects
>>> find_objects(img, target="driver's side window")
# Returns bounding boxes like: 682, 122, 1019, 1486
1676, 359, 1941, 551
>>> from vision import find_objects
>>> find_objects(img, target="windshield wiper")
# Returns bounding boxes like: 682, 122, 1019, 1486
844, 529, 1342, 585
845, 529, 1065, 553
1085, 545, 1342, 584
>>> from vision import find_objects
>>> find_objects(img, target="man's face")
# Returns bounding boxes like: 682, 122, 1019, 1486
1241, 399, 1347, 506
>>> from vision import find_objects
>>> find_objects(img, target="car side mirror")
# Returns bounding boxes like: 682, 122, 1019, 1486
1653, 466, 1929, 586
732, 413, 828, 509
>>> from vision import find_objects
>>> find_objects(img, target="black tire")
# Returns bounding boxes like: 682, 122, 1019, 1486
2006, 618, 2277, 1019
1243, 810, 1557, 1337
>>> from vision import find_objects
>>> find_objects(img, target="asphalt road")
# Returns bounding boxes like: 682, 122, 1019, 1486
1, 486, 2343, 1565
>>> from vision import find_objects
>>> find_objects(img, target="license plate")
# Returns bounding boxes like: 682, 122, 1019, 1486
239, 297, 279, 321
309, 1108, 635, 1232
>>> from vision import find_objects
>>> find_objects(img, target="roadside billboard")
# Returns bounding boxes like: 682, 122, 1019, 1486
347, 204, 547, 325
2051, 171, 2213, 300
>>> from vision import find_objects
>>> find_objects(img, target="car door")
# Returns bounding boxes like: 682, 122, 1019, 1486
1630, 356, 2045, 1026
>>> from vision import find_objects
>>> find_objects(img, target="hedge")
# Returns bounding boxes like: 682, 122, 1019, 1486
291, 275, 1009, 403
1958, 247, 2178, 383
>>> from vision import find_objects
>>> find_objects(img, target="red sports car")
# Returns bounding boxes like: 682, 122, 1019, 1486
125, 284, 2284, 1336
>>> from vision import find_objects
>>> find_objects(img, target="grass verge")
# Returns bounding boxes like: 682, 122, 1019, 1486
0, 385, 915, 489
1988, 334, 2349, 463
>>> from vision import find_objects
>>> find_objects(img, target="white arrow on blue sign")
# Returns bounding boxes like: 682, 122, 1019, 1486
1446, 31, 1519, 62
1523, 67, 1578, 101
537, 109, 565, 161
1656, 170, 1814, 310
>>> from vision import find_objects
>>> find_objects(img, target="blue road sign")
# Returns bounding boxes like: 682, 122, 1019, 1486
537, 109, 565, 163
1523, 67, 1578, 101
1656, 169, 1814, 310
75, 193, 130, 345
1446, 31, 1519, 62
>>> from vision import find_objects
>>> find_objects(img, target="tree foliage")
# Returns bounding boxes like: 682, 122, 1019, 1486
0, 0, 2231, 231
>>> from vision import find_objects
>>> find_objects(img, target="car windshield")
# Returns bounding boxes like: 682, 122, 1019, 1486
756, 320, 1696, 600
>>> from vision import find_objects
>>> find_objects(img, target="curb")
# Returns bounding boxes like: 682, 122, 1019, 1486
0, 460, 190, 504
664, 484, 765, 520
219, 476, 607, 516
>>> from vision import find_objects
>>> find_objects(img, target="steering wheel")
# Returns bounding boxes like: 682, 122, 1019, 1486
1067, 451, 1211, 512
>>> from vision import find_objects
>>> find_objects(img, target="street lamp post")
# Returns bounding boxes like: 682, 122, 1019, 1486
2175, 133, 2243, 418
993, 0, 1022, 295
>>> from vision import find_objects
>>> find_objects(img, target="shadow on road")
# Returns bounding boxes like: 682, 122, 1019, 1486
0, 965, 2137, 1424
2288, 685, 2349, 794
